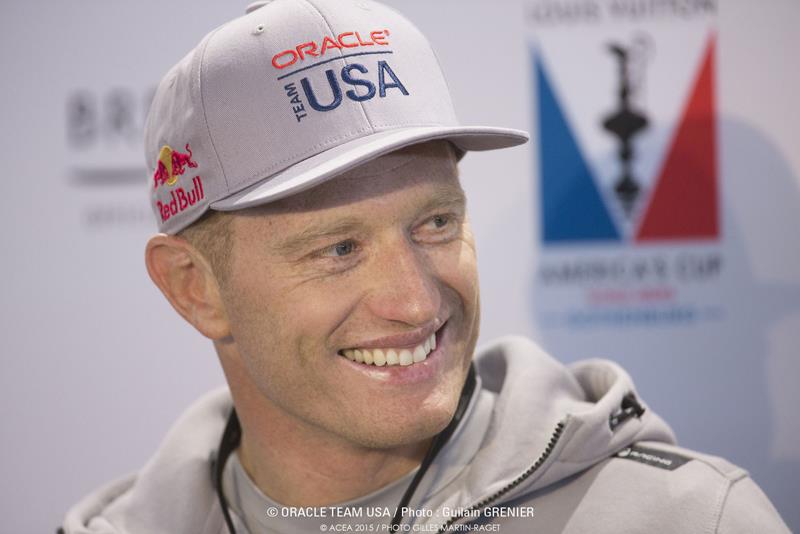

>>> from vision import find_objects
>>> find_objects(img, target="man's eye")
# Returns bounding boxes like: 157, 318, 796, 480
431, 214, 450, 228
424, 213, 455, 232
322, 240, 356, 258
415, 213, 460, 243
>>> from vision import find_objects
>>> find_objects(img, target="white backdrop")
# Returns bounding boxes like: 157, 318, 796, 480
1, 1, 798, 532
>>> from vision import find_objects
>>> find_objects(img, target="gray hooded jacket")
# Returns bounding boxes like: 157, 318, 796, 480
62, 337, 789, 533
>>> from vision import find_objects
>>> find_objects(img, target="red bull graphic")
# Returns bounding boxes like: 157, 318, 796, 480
157, 176, 205, 223
153, 144, 198, 190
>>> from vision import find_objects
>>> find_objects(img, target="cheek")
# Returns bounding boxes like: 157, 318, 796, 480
222, 262, 359, 368
431, 238, 480, 308
219, 249, 288, 365
220, 274, 345, 413
221, 273, 282, 369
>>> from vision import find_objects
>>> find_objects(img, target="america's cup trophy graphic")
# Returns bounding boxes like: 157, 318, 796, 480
602, 40, 650, 216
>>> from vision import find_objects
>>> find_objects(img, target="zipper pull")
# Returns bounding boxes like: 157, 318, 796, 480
609, 392, 646, 431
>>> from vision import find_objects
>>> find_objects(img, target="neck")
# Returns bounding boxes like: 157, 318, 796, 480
238, 417, 429, 506
218, 343, 430, 506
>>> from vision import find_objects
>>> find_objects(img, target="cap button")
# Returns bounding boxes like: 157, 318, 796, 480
245, 1, 274, 14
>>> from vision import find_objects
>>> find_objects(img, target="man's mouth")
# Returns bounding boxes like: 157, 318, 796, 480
339, 330, 439, 367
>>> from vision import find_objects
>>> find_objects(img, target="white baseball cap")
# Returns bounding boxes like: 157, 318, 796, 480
145, 0, 529, 234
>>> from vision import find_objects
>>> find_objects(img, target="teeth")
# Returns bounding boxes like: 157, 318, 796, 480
363, 350, 374, 365
399, 349, 413, 366
341, 333, 438, 367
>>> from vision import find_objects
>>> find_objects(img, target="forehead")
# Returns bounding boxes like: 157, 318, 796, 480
240, 141, 461, 218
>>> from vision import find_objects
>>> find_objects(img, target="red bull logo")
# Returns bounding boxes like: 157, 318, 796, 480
153, 143, 198, 190
157, 176, 206, 223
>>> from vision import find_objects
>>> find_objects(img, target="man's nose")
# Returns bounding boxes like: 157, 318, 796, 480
364, 238, 441, 327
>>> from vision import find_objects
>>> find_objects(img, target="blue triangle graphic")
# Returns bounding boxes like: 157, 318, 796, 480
536, 53, 620, 243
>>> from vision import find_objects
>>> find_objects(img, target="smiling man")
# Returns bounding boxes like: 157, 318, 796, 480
200, 143, 479, 509
61, 1, 788, 533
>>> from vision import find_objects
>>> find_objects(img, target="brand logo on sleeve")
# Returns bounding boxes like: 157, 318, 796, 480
615, 445, 691, 471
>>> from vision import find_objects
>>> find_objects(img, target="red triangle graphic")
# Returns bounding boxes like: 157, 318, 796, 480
636, 37, 718, 242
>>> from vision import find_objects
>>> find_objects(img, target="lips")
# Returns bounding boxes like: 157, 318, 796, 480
341, 332, 437, 367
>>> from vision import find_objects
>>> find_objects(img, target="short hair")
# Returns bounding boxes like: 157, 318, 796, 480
177, 209, 233, 284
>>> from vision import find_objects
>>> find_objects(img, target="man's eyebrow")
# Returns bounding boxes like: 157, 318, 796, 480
272, 218, 364, 255
417, 187, 467, 214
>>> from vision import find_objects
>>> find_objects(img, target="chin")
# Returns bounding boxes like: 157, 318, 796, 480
345, 389, 461, 450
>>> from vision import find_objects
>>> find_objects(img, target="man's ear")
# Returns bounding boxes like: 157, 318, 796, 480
144, 234, 231, 340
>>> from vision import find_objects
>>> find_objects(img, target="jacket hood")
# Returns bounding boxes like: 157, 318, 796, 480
63, 336, 676, 533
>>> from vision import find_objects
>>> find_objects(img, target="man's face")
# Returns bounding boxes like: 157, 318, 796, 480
219, 142, 479, 449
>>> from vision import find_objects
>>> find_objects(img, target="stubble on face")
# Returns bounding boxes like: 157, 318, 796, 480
216, 142, 480, 452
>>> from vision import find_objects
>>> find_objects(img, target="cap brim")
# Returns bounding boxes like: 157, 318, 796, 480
211, 125, 529, 211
